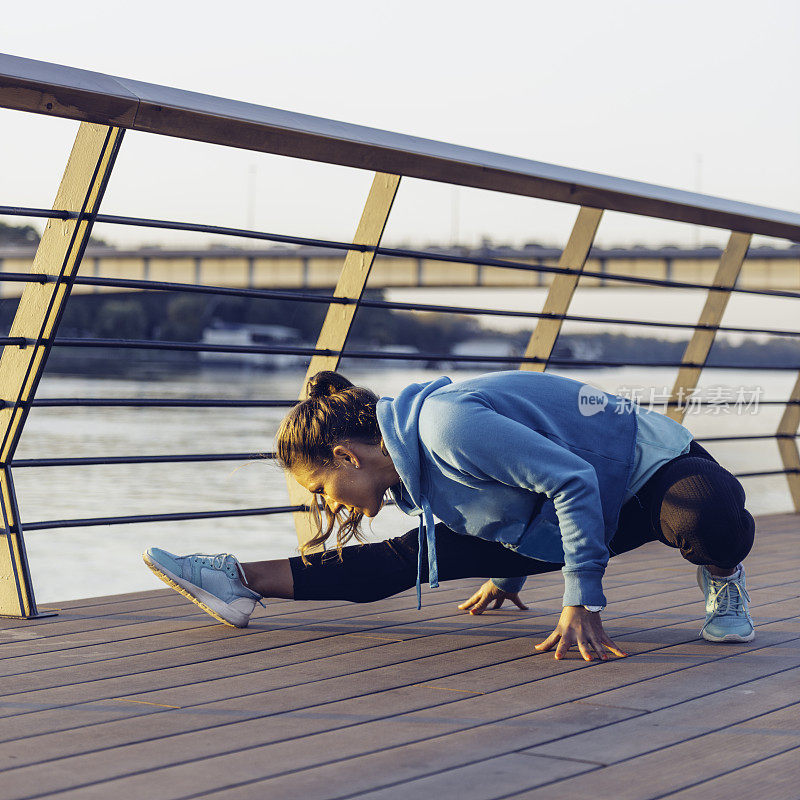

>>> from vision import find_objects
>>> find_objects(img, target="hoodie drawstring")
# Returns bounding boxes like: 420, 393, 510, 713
415, 499, 439, 609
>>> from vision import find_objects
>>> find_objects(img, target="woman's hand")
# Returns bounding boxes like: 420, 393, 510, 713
458, 580, 529, 615
534, 606, 628, 661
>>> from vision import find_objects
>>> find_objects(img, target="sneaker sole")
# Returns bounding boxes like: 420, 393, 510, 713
701, 628, 755, 643
143, 553, 249, 628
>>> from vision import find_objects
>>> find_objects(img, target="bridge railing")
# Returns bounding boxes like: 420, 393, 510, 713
0, 53, 798, 619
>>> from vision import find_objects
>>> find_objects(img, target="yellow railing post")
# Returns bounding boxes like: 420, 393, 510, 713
519, 207, 603, 372
666, 232, 751, 424
287, 173, 401, 547
0, 122, 123, 618
776, 373, 800, 512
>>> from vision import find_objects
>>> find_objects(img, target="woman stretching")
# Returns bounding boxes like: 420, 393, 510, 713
144, 369, 756, 661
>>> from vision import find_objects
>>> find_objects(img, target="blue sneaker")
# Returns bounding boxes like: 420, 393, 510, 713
697, 564, 755, 643
143, 548, 264, 628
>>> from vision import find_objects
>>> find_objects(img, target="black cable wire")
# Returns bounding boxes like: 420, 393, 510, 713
11, 452, 276, 467
0, 272, 48, 284
734, 469, 800, 478
71, 275, 353, 305
22, 397, 799, 409
29, 398, 298, 408
694, 434, 799, 442
0, 206, 71, 221
12, 433, 798, 468
661, 400, 800, 407
17, 466, 797, 532
41, 337, 800, 370
20, 505, 308, 531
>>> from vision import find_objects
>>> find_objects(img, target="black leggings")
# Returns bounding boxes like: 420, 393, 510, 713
289, 440, 756, 603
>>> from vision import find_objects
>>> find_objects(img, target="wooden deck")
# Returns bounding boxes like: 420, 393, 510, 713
0, 512, 798, 800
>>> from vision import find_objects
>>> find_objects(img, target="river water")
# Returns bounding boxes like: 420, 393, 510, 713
16, 365, 796, 603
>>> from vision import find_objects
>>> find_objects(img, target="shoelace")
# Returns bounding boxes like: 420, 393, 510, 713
707, 575, 751, 616
186, 552, 234, 571
186, 552, 266, 606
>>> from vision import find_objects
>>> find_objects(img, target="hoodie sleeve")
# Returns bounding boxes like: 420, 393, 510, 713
424, 393, 609, 608
490, 576, 527, 594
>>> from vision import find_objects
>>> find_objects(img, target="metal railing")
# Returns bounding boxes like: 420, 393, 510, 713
0, 52, 799, 619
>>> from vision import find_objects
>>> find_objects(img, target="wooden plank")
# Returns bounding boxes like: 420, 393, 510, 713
345, 666, 800, 799
0, 597, 215, 641
570, 624, 800, 716
0, 545, 701, 662
1, 560, 768, 699
28, 587, 175, 610
0, 627, 794, 800
0, 531, 786, 696
42, 626, 800, 800
0, 582, 487, 669
0, 516, 788, 792
0, 578, 475, 655
746, 512, 798, 528
0, 588, 560, 727
0, 574, 733, 754
3, 591, 797, 798
0, 549, 790, 741
0, 577, 670, 760
406, 593, 800, 700
0, 592, 190, 627
519, 207, 602, 372
664, 745, 800, 800
0, 631, 570, 778
526, 659, 800, 764
507, 703, 800, 799
1, 599, 545, 697
305, 754, 595, 800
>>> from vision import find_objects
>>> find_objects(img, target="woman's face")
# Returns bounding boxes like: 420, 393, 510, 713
291, 442, 395, 518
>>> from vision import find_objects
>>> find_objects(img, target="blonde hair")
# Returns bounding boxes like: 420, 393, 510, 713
276, 371, 383, 561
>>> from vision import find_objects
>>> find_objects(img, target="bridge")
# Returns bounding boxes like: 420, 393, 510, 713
0, 52, 799, 800
0, 243, 798, 296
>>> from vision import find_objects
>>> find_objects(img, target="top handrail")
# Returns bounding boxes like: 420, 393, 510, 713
2, 53, 800, 242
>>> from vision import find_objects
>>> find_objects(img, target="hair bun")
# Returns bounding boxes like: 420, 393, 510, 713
305, 371, 354, 400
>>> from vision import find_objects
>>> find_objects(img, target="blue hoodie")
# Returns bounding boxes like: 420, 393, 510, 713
376, 370, 643, 609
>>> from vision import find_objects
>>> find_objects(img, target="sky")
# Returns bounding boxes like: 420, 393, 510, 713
2, 0, 799, 252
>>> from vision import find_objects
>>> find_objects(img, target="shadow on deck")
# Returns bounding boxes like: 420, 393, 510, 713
0, 512, 798, 800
